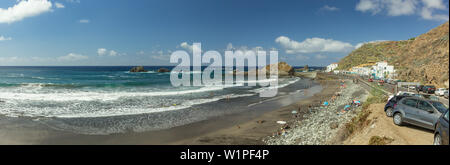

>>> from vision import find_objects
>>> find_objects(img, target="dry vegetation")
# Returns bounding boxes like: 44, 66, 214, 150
338, 21, 449, 88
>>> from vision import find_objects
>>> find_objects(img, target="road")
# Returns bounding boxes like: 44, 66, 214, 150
353, 75, 449, 106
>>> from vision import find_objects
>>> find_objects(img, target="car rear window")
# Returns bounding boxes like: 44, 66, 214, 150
431, 101, 448, 113
402, 99, 417, 108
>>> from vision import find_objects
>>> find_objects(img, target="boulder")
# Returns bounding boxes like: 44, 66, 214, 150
129, 66, 148, 72
157, 68, 171, 73
261, 62, 295, 77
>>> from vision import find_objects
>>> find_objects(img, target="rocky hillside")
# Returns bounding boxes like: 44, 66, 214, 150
338, 22, 449, 88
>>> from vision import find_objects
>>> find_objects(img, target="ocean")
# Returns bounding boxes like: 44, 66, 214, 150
0, 66, 321, 135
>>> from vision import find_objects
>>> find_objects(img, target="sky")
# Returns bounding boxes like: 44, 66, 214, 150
0, 0, 449, 66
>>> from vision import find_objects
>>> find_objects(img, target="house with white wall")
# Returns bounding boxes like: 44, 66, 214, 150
351, 66, 371, 76
371, 61, 396, 79
326, 63, 338, 72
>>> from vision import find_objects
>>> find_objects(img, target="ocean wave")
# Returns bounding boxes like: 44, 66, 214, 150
0, 86, 228, 102
249, 77, 301, 93
124, 71, 157, 74
0, 93, 255, 118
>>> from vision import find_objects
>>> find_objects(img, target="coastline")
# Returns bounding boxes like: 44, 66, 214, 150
0, 73, 341, 145
172, 73, 343, 145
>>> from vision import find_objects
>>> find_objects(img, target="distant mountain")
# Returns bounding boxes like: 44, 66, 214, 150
338, 22, 449, 88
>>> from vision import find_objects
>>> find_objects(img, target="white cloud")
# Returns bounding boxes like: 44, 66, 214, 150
356, 0, 417, 16
0, 0, 53, 24
55, 2, 65, 9
356, 0, 382, 14
320, 5, 340, 12
150, 50, 172, 61
109, 50, 118, 56
97, 48, 107, 56
315, 54, 327, 59
179, 42, 201, 53
66, 0, 80, 3
275, 36, 355, 54
97, 48, 125, 56
58, 53, 88, 61
421, 0, 449, 21
0, 35, 12, 41
388, 0, 417, 16
79, 19, 90, 23
422, 0, 447, 9
225, 43, 266, 52
355, 0, 448, 21
296, 55, 311, 61
137, 50, 145, 55
0, 56, 21, 63
355, 40, 388, 49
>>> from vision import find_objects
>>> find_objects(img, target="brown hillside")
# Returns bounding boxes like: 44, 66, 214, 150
338, 22, 449, 88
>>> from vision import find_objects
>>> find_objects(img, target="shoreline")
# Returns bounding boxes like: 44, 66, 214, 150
0, 73, 341, 145
172, 73, 343, 145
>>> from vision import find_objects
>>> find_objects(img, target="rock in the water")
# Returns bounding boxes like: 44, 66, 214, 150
157, 68, 170, 73
129, 66, 148, 72
261, 62, 295, 77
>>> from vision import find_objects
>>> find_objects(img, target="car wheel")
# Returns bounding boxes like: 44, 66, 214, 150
393, 113, 403, 126
385, 108, 393, 117
434, 134, 442, 145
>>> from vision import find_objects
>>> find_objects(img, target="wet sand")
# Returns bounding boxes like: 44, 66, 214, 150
0, 73, 341, 145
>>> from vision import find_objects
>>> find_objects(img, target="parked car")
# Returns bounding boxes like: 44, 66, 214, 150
434, 110, 449, 145
392, 97, 447, 130
423, 85, 436, 94
385, 95, 412, 117
409, 86, 416, 90
388, 91, 415, 101
417, 85, 425, 92
435, 88, 447, 96
368, 78, 373, 82
444, 90, 449, 99
378, 80, 384, 86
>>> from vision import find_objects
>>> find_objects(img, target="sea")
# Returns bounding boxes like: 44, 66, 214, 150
0, 66, 323, 135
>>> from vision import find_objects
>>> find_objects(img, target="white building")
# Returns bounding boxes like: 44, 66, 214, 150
351, 66, 371, 76
326, 63, 338, 72
371, 61, 396, 79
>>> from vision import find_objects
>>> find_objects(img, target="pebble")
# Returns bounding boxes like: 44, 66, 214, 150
265, 81, 368, 145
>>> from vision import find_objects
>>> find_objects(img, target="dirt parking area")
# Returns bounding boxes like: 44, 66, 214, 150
344, 103, 434, 145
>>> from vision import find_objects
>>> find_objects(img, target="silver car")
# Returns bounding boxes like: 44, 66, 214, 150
392, 97, 448, 130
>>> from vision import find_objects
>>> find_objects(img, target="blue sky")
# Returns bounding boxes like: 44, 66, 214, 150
0, 0, 448, 66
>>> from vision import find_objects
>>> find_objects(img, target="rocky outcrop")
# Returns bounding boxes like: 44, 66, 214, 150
262, 62, 295, 77
230, 62, 295, 77
129, 66, 148, 72
157, 68, 171, 73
